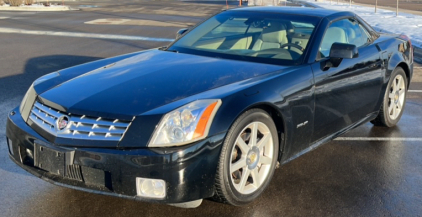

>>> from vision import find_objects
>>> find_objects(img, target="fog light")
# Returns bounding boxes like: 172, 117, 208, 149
7, 138, 14, 155
136, 177, 166, 199
26, 148, 33, 159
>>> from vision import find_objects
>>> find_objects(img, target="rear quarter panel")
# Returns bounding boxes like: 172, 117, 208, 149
373, 34, 413, 110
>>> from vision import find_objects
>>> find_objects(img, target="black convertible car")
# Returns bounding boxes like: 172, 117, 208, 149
6, 7, 413, 207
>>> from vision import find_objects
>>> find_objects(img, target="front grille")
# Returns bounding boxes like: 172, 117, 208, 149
29, 101, 131, 141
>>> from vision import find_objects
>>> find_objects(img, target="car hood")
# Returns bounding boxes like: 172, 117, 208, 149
39, 49, 284, 120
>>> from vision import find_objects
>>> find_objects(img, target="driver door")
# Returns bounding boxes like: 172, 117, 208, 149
310, 18, 384, 142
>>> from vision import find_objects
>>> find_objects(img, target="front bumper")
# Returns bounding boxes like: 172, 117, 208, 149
6, 107, 225, 203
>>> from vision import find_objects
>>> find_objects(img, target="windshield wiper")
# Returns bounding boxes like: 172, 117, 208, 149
166, 49, 179, 53
158, 46, 179, 53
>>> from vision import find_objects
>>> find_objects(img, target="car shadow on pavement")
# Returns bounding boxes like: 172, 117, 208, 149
0, 55, 102, 176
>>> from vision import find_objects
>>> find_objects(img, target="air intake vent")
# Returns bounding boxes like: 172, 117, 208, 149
65, 165, 83, 182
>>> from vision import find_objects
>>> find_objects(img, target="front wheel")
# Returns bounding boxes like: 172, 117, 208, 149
213, 109, 279, 206
371, 67, 408, 127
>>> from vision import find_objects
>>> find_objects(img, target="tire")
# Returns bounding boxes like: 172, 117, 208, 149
213, 109, 279, 206
371, 67, 407, 127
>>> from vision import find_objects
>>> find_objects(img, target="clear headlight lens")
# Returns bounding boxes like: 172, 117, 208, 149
148, 99, 222, 147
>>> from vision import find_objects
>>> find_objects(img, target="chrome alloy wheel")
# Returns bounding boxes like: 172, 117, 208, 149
229, 122, 274, 194
388, 74, 406, 120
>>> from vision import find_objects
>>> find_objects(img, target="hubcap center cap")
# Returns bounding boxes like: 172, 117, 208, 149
394, 91, 399, 104
246, 147, 260, 170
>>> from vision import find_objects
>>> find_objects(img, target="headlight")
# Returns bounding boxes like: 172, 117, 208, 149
148, 99, 222, 147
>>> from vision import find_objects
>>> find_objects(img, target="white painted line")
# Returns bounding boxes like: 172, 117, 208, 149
409, 90, 422, 93
85, 19, 130, 25
335, 137, 422, 141
0, 17, 9, 19
0, 27, 174, 42
84, 18, 193, 28
0, 5, 72, 11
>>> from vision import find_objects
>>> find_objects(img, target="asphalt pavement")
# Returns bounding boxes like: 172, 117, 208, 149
0, 1, 421, 216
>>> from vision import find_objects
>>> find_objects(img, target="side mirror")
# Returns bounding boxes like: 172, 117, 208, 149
176, 28, 189, 39
325, 43, 359, 68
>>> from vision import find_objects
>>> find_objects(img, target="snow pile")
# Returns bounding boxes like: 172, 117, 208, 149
1, 3, 68, 8
305, 1, 422, 48
0, 3, 71, 11
249, 0, 279, 6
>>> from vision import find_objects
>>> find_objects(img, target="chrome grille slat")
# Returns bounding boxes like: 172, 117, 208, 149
31, 110, 56, 126
29, 101, 131, 141
59, 133, 123, 141
30, 113, 55, 131
69, 116, 129, 128
33, 103, 61, 118
68, 124, 126, 134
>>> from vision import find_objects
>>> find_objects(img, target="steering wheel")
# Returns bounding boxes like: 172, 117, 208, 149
280, 43, 305, 53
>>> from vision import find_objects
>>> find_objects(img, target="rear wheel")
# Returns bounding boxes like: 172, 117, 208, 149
213, 109, 279, 205
371, 67, 407, 127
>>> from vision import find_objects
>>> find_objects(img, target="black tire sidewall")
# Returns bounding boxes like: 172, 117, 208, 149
220, 109, 279, 205
383, 68, 407, 127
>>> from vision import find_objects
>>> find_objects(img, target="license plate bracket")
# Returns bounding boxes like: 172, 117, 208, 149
34, 142, 65, 176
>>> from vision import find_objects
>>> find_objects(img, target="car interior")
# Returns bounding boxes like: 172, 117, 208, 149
190, 18, 314, 61
319, 18, 370, 58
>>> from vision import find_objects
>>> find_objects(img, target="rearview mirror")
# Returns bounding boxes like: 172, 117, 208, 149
326, 43, 359, 68
176, 28, 189, 39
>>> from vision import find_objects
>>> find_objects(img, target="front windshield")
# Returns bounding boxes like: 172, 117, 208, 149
168, 10, 320, 66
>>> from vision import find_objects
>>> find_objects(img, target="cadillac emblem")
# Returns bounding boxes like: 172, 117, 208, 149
56, 116, 69, 131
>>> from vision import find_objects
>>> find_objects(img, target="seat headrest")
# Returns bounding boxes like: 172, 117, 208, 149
261, 22, 287, 43
324, 27, 347, 44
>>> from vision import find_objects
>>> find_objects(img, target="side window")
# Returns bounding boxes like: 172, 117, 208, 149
358, 24, 371, 41
347, 19, 370, 47
319, 18, 370, 58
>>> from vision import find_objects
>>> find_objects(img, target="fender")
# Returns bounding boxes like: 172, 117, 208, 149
208, 65, 315, 163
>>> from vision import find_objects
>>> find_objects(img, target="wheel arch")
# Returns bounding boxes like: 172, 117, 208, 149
396, 62, 411, 88
238, 102, 287, 162
387, 50, 411, 89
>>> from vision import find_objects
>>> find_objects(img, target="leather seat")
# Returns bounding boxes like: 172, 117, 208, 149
320, 27, 348, 57
252, 22, 288, 51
